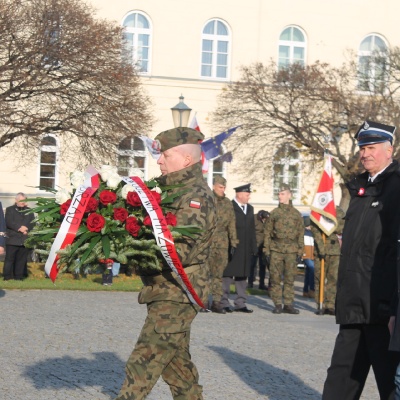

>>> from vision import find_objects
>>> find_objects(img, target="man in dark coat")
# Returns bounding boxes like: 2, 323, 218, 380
0, 202, 5, 257
3, 193, 35, 280
221, 183, 257, 313
322, 121, 400, 400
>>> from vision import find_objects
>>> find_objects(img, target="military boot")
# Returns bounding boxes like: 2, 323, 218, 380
272, 304, 282, 314
315, 306, 325, 316
210, 302, 226, 314
283, 305, 300, 314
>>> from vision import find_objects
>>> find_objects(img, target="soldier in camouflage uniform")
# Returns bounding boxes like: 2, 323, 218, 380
263, 184, 304, 314
311, 206, 345, 316
116, 127, 216, 400
209, 176, 238, 314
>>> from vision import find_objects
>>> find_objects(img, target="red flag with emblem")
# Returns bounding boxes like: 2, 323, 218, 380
310, 153, 337, 236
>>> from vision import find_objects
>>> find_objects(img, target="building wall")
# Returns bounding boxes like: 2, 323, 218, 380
1, 0, 399, 210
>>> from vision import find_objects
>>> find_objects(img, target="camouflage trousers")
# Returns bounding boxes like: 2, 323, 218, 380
269, 251, 297, 306
314, 255, 339, 309
209, 246, 228, 304
115, 301, 203, 400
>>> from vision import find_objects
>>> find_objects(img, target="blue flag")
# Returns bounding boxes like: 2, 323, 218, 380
200, 126, 239, 160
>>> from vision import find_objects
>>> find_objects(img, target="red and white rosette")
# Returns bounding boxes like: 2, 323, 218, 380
123, 176, 206, 309
45, 166, 100, 282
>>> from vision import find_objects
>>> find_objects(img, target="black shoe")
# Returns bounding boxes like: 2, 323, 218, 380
234, 307, 253, 313
211, 306, 226, 314
258, 285, 268, 291
283, 305, 300, 314
247, 283, 253, 288
272, 304, 282, 314
223, 307, 233, 313
324, 308, 335, 316
315, 308, 325, 315
199, 308, 211, 313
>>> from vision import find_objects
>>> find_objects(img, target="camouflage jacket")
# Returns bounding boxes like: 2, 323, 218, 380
254, 215, 266, 249
311, 208, 345, 256
138, 162, 216, 305
263, 202, 304, 256
211, 192, 238, 249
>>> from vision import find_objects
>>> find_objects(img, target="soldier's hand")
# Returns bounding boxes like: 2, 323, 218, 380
296, 255, 302, 264
318, 253, 326, 260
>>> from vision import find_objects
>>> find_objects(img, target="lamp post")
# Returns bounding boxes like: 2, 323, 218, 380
170, 95, 192, 128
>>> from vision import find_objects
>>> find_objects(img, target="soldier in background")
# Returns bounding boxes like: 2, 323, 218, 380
302, 216, 315, 298
311, 206, 345, 316
264, 184, 304, 314
248, 210, 270, 290
116, 127, 216, 400
209, 176, 239, 314
221, 183, 257, 313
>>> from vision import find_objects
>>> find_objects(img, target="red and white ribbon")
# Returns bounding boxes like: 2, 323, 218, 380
122, 176, 205, 309
45, 166, 100, 282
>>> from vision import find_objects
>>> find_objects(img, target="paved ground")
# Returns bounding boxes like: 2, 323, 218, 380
0, 280, 380, 400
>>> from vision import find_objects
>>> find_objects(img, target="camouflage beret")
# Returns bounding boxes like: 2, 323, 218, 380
213, 176, 227, 186
278, 183, 291, 192
154, 127, 204, 152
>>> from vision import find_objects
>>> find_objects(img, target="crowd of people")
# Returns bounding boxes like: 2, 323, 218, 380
4, 120, 400, 399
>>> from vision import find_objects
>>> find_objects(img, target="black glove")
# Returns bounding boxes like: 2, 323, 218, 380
229, 247, 236, 261
264, 254, 270, 266
318, 253, 326, 260
296, 255, 302, 264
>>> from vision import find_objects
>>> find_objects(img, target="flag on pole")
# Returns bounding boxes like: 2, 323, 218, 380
310, 152, 337, 236
214, 151, 233, 163
201, 126, 239, 160
189, 114, 209, 173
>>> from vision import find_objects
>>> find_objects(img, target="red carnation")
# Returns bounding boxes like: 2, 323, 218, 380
126, 191, 142, 207
125, 216, 141, 237
113, 207, 128, 222
151, 192, 162, 204
165, 212, 177, 226
86, 213, 106, 232
143, 215, 152, 226
85, 197, 99, 213
60, 199, 72, 215
99, 190, 117, 206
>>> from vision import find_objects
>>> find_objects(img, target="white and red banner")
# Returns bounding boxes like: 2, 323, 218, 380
45, 166, 100, 282
190, 114, 209, 173
123, 176, 205, 309
310, 153, 337, 236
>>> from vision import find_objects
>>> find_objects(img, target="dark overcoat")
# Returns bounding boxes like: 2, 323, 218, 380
0, 202, 5, 248
336, 160, 400, 326
5, 204, 35, 247
223, 201, 257, 277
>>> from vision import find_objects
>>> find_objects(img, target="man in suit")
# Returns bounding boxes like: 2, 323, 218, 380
220, 183, 257, 313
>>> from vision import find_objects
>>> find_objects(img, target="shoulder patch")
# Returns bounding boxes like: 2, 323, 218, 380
189, 200, 201, 209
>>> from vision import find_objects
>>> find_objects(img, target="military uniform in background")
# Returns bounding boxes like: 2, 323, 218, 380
311, 206, 345, 315
116, 127, 216, 400
209, 176, 238, 313
264, 193, 303, 314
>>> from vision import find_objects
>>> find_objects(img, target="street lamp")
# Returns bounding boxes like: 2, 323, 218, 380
170, 95, 192, 128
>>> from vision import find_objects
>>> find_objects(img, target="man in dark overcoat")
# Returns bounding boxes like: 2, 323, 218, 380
322, 121, 400, 400
221, 183, 257, 313
3, 192, 35, 280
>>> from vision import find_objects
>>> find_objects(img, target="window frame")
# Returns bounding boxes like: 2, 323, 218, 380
117, 136, 148, 179
278, 25, 307, 70
121, 11, 152, 75
200, 18, 231, 81
38, 135, 58, 191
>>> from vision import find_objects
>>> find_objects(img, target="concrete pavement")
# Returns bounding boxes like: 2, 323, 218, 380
0, 282, 380, 399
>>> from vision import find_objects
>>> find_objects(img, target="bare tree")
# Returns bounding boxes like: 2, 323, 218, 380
212, 60, 400, 202
0, 0, 153, 165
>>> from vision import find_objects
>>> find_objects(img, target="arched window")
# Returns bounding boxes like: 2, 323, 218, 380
122, 12, 152, 74
358, 34, 388, 92
278, 26, 306, 70
39, 136, 58, 189
117, 137, 147, 178
273, 144, 300, 202
201, 19, 230, 80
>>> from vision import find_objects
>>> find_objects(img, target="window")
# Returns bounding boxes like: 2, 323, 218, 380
117, 137, 147, 178
357, 34, 388, 92
205, 146, 228, 187
278, 26, 306, 70
272, 144, 300, 201
39, 136, 58, 189
43, 11, 62, 67
122, 12, 152, 74
201, 19, 230, 79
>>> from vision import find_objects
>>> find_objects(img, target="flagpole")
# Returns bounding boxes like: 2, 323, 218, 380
319, 232, 326, 311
